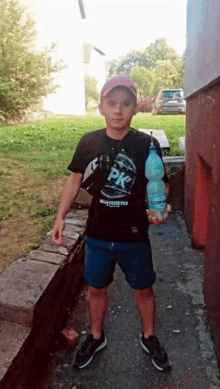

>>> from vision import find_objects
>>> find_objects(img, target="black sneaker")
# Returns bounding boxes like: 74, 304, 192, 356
74, 331, 107, 369
141, 334, 171, 371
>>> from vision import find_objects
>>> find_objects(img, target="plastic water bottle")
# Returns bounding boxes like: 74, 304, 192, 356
145, 132, 168, 220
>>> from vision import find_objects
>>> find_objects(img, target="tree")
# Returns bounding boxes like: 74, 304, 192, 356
129, 66, 155, 98
116, 50, 149, 77
110, 38, 178, 78
107, 38, 185, 97
153, 55, 184, 94
108, 38, 181, 78
106, 59, 120, 80
84, 75, 99, 109
143, 38, 177, 69
0, 0, 65, 122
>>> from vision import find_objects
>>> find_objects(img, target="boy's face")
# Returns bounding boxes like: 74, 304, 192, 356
99, 87, 137, 132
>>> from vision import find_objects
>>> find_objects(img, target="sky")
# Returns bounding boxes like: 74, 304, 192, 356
82, 0, 187, 61
20, 0, 187, 62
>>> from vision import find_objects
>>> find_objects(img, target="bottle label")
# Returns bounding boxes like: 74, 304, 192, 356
148, 195, 167, 211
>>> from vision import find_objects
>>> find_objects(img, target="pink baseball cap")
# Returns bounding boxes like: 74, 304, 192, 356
101, 76, 137, 97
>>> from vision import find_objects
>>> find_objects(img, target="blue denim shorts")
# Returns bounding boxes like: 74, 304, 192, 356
84, 236, 156, 290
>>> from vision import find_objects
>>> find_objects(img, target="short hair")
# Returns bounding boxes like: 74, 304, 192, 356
100, 86, 137, 105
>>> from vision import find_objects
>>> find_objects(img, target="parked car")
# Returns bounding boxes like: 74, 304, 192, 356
153, 89, 186, 114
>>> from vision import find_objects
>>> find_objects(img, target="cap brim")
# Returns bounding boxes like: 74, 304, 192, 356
102, 85, 137, 97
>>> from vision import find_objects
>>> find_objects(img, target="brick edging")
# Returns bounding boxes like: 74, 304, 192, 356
0, 209, 88, 389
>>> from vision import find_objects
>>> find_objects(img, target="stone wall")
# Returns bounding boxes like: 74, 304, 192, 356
0, 209, 88, 389
163, 158, 185, 211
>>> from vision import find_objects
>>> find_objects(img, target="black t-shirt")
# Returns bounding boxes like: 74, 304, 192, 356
68, 128, 169, 243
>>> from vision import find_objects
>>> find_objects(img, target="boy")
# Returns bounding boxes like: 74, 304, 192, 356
52, 76, 171, 371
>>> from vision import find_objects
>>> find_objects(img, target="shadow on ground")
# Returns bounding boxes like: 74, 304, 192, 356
32, 211, 220, 389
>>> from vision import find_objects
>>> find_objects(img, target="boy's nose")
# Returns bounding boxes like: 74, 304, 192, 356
116, 104, 122, 112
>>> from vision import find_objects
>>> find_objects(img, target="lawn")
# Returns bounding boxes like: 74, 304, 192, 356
0, 113, 185, 273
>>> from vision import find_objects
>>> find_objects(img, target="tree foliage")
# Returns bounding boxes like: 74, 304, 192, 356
153, 56, 184, 94
116, 51, 149, 77
129, 67, 154, 98
107, 38, 185, 98
106, 59, 121, 80
116, 38, 177, 76
84, 75, 99, 109
143, 38, 177, 69
0, 0, 65, 122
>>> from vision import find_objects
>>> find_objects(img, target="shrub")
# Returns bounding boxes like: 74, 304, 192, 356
136, 98, 154, 113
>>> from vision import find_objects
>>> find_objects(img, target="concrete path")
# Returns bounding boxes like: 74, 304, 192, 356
34, 211, 220, 389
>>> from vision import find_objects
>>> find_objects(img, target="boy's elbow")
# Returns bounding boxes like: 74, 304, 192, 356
68, 172, 83, 191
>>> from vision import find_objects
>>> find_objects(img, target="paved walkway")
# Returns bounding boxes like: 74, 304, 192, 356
34, 211, 220, 389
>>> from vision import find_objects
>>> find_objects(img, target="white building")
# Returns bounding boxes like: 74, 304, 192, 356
19, 0, 107, 116
36, 0, 86, 115
83, 43, 107, 93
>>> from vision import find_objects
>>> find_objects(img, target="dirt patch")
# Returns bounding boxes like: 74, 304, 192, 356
0, 176, 67, 274
0, 216, 38, 273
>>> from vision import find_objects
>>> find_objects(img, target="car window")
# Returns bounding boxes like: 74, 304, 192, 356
173, 91, 183, 98
163, 90, 183, 99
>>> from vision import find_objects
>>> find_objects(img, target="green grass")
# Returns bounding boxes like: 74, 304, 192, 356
86, 106, 98, 115
0, 113, 185, 219
0, 112, 185, 156
0, 113, 185, 272
132, 113, 185, 156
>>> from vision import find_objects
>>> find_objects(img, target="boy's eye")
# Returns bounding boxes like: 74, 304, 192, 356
122, 100, 132, 107
107, 100, 133, 107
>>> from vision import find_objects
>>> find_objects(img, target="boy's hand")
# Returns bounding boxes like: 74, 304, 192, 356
52, 219, 66, 245
146, 204, 172, 226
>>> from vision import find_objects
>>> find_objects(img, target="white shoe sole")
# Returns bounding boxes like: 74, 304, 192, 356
141, 340, 150, 354
141, 340, 171, 371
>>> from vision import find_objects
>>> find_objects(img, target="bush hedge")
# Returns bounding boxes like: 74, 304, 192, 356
136, 98, 154, 113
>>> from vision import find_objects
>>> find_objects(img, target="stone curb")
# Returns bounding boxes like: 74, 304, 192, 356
0, 208, 88, 389
162, 156, 185, 176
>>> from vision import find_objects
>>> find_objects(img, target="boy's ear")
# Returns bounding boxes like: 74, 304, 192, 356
133, 103, 138, 115
98, 103, 104, 116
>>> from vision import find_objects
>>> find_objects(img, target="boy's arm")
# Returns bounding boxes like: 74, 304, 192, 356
166, 182, 170, 201
52, 172, 83, 245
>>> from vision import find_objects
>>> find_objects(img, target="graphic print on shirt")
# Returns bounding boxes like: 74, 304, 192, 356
100, 150, 137, 206
82, 156, 99, 183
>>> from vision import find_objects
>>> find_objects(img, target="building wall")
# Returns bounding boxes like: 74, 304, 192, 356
185, 81, 220, 361
185, 0, 220, 98
20, 0, 86, 116
86, 48, 107, 93
185, 0, 220, 362
83, 42, 107, 104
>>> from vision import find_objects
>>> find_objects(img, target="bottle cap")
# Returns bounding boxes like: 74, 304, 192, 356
150, 131, 153, 146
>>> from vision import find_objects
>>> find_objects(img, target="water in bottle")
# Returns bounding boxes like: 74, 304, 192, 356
145, 132, 168, 220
